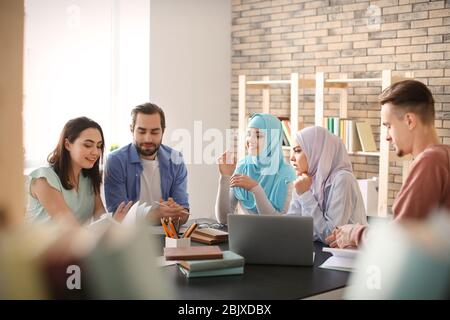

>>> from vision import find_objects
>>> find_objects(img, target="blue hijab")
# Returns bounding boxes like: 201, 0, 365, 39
233, 113, 296, 213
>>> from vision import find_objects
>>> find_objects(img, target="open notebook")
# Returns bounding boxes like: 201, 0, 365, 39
319, 247, 358, 272
87, 201, 152, 231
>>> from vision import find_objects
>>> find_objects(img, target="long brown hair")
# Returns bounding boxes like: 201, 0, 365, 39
47, 117, 105, 194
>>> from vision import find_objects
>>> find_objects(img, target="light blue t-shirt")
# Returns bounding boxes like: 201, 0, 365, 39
26, 167, 95, 224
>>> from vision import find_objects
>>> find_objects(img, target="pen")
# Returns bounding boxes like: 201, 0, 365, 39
183, 222, 198, 238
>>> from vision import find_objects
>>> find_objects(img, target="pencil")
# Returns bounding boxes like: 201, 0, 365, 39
168, 217, 179, 239
183, 222, 198, 238
161, 218, 172, 238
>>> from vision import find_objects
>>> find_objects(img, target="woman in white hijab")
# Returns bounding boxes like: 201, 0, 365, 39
288, 126, 367, 243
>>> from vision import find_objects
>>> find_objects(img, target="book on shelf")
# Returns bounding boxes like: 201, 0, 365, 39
355, 121, 377, 152
280, 119, 293, 146
281, 130, 290, 146
324, 117, 363, 153
178, 265, 244, 278
347, 120, 362, 153
178, 250, 244, 272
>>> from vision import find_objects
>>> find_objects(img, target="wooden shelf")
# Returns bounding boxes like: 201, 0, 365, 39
348, 151, 380, 157
326, 78, 382, 83
245, 78, 348, 89
238, 74, 299, 161
246, 80, 290, 86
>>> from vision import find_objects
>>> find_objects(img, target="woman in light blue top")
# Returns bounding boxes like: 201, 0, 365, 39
288, 126, 367, 243
215, 113, 297, 224
27, 117, 130, 225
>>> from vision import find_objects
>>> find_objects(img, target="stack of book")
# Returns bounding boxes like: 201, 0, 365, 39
190, 227, 229, 245
178, 250, 245, 278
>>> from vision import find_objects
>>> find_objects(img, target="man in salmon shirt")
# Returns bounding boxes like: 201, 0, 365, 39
326, 80, 450, 248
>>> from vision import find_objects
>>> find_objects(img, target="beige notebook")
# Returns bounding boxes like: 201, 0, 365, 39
164, 245, 223, 261
355, 121, 377, 152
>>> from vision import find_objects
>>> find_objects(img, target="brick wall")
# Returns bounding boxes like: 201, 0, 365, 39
231, 0, 450, 211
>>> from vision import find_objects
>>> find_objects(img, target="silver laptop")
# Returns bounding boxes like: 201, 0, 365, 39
228, 214, 314, 266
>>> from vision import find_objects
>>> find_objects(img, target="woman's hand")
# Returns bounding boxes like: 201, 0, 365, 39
230, 174, 258, 191
294, 173, 312, 194
325, 224, 367, 248
217, 151, 237, 176
114, 201, 133, 222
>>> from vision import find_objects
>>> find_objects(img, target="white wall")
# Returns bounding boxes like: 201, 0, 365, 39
150, 0, 231, 220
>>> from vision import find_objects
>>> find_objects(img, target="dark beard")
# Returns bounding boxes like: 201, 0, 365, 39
135, 142, 160, 157
395, 146, 404, 157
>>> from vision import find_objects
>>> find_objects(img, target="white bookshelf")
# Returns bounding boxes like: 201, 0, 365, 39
238, 71, 413, 217
238, 73, 350, 160
238, 73, 300, 160
314, 70, 414, 217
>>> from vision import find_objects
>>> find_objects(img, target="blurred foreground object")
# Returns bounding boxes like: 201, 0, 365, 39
345, 210, 450, 299
0, 221, 172, 299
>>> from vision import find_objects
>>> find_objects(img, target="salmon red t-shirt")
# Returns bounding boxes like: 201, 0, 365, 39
393, 144, 450, 221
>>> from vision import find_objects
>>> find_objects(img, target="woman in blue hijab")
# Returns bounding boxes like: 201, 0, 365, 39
215, 113, 296, 224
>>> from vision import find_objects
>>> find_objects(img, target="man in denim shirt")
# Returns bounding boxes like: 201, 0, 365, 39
105, 103, 189, 224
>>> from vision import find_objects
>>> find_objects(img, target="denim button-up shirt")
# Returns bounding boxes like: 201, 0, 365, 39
104, 143, 189, 213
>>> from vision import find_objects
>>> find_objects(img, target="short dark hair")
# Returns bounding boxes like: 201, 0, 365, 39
131, 102, 166, 131
378, 80, 435, 125
48, 117, 105, 194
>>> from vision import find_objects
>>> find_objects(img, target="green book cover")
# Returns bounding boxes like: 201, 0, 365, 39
178, 250, 244, 272
178, 265, 244, 278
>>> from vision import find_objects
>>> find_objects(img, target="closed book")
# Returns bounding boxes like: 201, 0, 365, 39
356, 121, 377, 152
348, 120, 362, 152
190, 233, 224, 245
179, 251, 244, 272
164, 245, 223, 261
193, 228, 228, 241
178, 265, 244, 278
281, 120, 293, 146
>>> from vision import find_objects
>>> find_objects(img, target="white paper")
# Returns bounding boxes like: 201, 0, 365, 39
156, 256, 179, 267
322, 247, 358, 259
319, 256, 355, 272
121, 201, 152, 226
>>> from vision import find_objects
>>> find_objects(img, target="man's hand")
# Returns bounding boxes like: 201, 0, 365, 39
148, 197, 189, 225
230, 174, 258, 191
294, 173, 312, 195
325, 224, 367, 248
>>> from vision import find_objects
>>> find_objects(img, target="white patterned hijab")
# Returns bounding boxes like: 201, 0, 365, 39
296, 126, 353, 210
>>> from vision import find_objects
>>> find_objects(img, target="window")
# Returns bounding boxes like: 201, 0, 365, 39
23, 0, 150, 169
